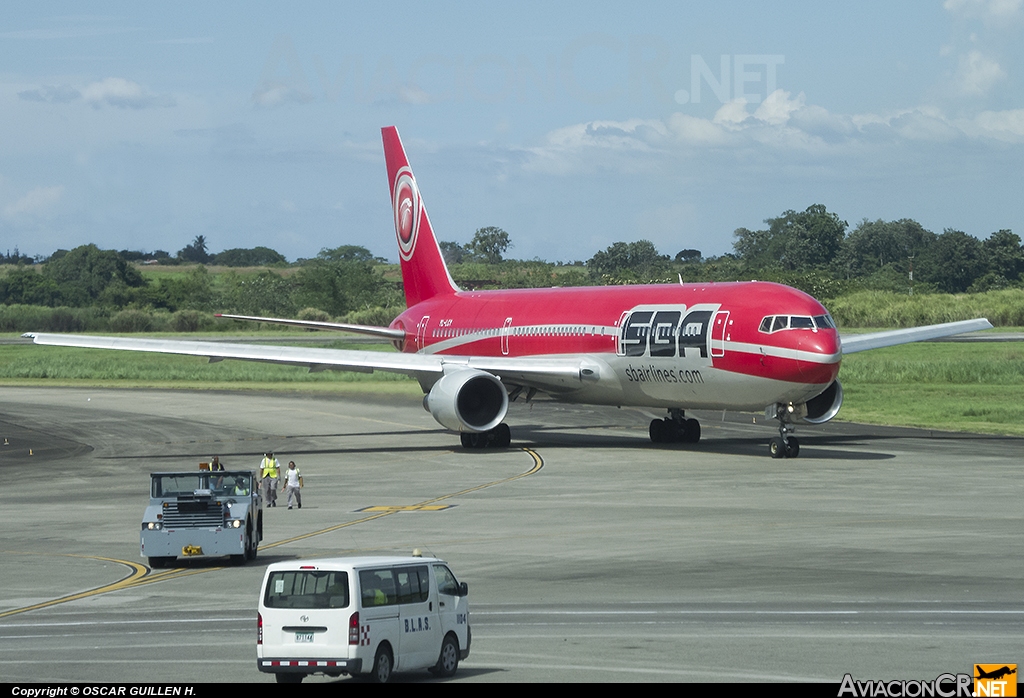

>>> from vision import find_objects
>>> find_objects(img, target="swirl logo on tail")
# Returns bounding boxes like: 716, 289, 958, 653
393, 166, 421, 261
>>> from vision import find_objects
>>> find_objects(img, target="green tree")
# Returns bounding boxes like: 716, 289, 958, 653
466, 227, 511, 264
212, 246, 287, 267
917, 229, 985, 294
439, 241, 468, 264
178, 235, 212, 264
292, 260, 387, 316
981, 229, 1024, 283
42, 244, 146, 307
587, 240, 669, 279
733, 204, 847, 271
0, 267, 62, 306
835, 218, 935, 280
315, 245, 377, 263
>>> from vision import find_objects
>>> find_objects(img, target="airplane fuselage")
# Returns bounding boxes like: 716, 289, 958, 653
391, 280, 841, 412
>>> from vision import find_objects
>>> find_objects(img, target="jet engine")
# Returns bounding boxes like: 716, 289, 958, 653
424, 369, 509, 433
770, 380, 844, 425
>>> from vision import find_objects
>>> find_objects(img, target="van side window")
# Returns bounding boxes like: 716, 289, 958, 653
434, 564, 459, 595
395, 566, 430, 604
264, 571, 349, 609
360, 569, 398, 606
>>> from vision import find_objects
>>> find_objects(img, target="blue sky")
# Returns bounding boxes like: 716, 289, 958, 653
1, 1, 1022, 263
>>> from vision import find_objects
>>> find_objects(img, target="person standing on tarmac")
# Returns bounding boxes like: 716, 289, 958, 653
259, 452, 281, 507
285, 460, 302, 510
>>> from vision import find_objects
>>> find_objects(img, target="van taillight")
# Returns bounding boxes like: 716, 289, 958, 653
348, 611, 359, 645
257, 612, 263, 645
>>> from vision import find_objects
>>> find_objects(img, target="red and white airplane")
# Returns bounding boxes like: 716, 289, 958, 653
25, 126, 992, 457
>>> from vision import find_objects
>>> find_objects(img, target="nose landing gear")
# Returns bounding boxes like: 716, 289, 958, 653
767, 404, 800, 458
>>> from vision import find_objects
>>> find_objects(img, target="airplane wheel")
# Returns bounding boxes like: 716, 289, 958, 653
785, 437, 800, 458
684, 419, 701, 443
649, 419, 667, 443
769, 437, 787, 458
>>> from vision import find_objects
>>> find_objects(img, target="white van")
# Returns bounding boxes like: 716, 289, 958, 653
257, 555, 470, 683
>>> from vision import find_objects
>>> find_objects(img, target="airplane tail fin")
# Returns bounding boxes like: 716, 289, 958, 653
382, 126, 459, 306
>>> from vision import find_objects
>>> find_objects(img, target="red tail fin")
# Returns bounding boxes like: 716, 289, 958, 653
382, 126, 459, 306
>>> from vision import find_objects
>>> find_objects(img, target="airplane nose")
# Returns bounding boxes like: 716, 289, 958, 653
797, 330, 841, 381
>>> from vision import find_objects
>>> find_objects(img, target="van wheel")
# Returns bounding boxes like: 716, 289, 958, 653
148, 556, 173, 569
432, 633, 459, 678
371, 645, 392, 683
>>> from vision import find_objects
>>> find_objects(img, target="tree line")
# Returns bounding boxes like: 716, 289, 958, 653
2, 207, 1022, 332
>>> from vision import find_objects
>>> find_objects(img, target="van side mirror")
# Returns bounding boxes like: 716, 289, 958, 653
458, 582, 469, 596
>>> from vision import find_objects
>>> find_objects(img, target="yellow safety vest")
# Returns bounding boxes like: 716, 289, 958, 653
261, 457, 279, 479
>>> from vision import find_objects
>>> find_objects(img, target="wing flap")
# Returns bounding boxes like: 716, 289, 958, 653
840, 318, 993, 354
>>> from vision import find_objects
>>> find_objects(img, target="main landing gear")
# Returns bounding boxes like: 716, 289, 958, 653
460, 423, 511, 449
767, 404, 800, 458
649, 409, 701, 444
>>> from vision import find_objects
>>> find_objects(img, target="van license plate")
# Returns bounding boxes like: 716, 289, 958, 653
295, 632, 314, 643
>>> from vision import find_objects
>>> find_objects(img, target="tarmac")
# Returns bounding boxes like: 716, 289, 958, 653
0, 386, 1020, 683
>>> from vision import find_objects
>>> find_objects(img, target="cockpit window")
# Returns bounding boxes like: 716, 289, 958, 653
813, 314, 836, 329
760, 314, 835, 334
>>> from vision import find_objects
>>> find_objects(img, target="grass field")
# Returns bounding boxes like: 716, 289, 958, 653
2, 335, 1022, 435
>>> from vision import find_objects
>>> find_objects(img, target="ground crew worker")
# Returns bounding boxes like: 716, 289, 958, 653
260, 452, 281, 507
285, 460, 302, 510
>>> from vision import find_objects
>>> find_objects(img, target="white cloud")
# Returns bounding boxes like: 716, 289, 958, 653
4, 186, 64, 218
952, 50, 1005, 95
81, 77, 175, 109
968, 108, 1024, 140
712, 99, 750, 128
523, 93, 1024, 176
753, 89, 806, 126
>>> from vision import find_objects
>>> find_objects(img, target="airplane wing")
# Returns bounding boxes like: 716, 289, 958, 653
839, 318, 993, 354
20, 333, 586, 393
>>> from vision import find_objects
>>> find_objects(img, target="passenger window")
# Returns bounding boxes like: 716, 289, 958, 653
264, 571, 349, 609
360, 569, 397, 607
395, 566, 430, 604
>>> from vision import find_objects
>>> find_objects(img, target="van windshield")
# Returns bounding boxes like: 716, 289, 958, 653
264, 571, 350, 609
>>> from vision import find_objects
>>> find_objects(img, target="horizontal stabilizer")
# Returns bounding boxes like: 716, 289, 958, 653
215, 313, 405, 340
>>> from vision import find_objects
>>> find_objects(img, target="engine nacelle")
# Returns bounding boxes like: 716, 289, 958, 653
769, 380, 843, 425
424, 369, 509, 433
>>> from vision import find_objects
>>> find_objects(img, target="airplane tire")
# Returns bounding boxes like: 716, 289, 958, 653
649, 419, 668, 443
493, 423, 511, 448
684, 419, 701, 443
769, 437, 787, 458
